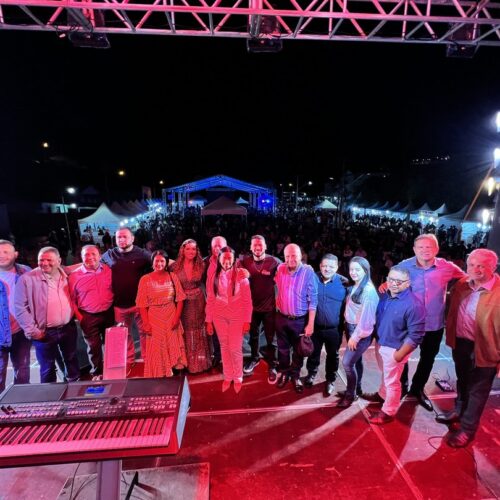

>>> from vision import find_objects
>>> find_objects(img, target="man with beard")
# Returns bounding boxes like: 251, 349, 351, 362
241, 235, 281, 383
0, 240, 31, 393
101, 228, 151, 370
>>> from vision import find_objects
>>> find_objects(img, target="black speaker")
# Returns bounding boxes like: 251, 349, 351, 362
445, 23, 479, 58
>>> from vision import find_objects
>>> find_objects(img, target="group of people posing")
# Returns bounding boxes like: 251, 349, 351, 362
0, 230, 498, 450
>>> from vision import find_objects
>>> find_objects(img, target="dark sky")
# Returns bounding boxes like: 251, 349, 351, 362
1, 30, 500, 208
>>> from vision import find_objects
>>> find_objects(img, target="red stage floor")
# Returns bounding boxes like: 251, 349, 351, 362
1, 339, 499, 499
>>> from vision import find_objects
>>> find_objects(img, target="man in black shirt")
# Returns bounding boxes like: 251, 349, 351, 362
101, 227, 151, 371
241, 235, 281, 384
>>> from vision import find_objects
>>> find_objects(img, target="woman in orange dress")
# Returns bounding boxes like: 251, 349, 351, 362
170, 239, 212, 373
136, 250, 187, 377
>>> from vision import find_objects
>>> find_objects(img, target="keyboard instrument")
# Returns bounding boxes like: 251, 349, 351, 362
0, 376, 190, 467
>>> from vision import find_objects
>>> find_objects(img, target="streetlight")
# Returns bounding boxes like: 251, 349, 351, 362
118, 170, 126, 177
62, 187, 76, 253
295, 178, 312, 210
487, 134, 500, 253
42, 141, 49, 149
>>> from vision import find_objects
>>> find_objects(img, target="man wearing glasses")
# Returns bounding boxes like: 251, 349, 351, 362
366, 266, 425, 424
397, 234, 466, 411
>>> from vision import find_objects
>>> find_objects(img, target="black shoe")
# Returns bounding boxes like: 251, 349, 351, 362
277, 373, 290, 389
356, 387, 363, 396
304, 374, 316, 388
336, 390, 359, 398
337, 395, 357, 408
446, 428, 473, 448
436, 409, 460, 425
409, 389, 433, 412
293, 378, 304, 394
362, 392, 385, 403
401, 385, 409, 398
268, 368, 278, 384
324, 381, 335, 397
243, 358, 260, 375
368, 410, 394, 425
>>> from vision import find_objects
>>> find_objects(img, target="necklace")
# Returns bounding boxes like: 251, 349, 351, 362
253, 259, 266, 273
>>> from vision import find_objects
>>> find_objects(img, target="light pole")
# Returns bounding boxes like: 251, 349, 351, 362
62, 187, 76, 253
486, 147, 500, 254
295, 177, 312, 210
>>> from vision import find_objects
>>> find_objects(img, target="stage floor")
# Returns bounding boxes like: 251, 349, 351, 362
1, 338, 499, 499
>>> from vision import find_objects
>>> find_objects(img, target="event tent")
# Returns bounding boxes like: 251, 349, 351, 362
201, 196, 247, 216
314, 200, 337, 210
78, 202, 123, 233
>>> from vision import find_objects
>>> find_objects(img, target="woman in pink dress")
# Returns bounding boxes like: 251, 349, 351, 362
136, 250, 187, 377
170, 239, 212, 373
205, 246, 252, 393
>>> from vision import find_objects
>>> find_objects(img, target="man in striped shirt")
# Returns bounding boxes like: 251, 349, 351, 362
274, 244, 318, 393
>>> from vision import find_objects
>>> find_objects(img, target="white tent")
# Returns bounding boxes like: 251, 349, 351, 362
78, 203, 123, 233
314, 200, 337, 210
201, 196, 247, 216
236, 197, 249, 205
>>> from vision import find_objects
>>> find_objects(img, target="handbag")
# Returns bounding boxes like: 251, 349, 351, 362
296, 334, 314, 357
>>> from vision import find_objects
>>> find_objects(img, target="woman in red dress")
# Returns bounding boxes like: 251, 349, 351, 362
136, 250, 187, 377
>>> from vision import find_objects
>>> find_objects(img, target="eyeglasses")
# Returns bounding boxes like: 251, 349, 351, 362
386, 277, 409, 286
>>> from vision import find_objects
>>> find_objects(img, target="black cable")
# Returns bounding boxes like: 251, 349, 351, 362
68, 463, 81, 500
427, 435, 499, 498
463, 447, 499, 499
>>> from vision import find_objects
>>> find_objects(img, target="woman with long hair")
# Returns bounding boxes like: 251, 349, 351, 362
338, 256, 379, 408
170, 239, 212, 373
205, 246, 252, 393
136, 250, 187, 377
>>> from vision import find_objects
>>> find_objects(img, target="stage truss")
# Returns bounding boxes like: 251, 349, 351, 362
0, 0, 499, 47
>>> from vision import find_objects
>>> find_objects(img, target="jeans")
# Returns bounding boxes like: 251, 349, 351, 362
452, 338, 496, 437
249, 310, 277, 368
306, 325, 341, 382
0, 330, 31, 393
401, 328, 444, 392
342, 323, 372, 398
114, 306, 145, 366
33, 322, 80, 383
276, 314, 307, 379
80, 308, 115, 375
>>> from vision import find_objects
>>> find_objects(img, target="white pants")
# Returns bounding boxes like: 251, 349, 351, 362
376, 344, 411, 416
213, 317, 244, 382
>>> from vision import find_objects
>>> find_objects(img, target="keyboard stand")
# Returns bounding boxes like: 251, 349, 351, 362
95, 325, 128, 500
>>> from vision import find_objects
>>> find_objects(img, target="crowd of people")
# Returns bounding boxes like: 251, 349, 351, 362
0, 216, 498, 451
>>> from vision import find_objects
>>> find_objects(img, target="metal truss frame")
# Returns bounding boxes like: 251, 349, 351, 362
0, 0, 500, 47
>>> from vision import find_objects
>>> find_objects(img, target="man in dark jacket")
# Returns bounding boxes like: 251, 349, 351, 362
304, 254, 348, 396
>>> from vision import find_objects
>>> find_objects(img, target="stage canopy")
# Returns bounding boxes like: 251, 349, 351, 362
78, 202, 124, 233
201, 196, 247, 217
163, 174, 276, 213
314, 200, 337, 210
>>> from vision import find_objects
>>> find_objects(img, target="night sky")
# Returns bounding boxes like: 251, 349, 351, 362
2, 30, 500, 209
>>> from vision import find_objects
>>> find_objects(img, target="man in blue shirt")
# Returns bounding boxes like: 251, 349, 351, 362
304, 254, 348, 397
397, 234, 465, 411
367, 265, 425, 424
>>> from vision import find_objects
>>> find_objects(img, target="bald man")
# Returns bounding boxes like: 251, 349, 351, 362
438, 249, 500, 447
274, 244, 318, 393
